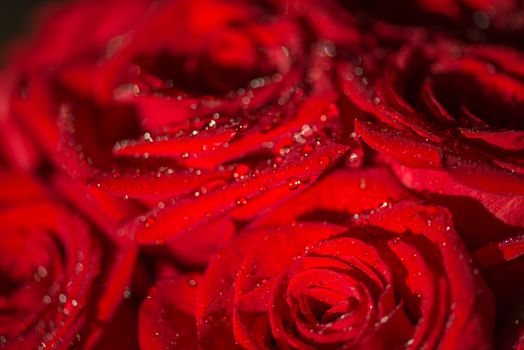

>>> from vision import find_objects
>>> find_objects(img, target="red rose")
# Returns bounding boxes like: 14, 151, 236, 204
345, 39, 524, 220
0, 172, 137, 349
343, 38, 524, 335
3, 0, 522, 348
4, 0, 358, 262
7, 0, 354, 263
142, 168, 494, 349
12, 0, 346, 186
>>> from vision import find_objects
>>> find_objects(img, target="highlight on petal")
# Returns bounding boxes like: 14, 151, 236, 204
127, 140, 347, 254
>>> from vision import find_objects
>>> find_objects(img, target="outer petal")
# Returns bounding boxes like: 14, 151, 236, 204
139, 273, 200, 350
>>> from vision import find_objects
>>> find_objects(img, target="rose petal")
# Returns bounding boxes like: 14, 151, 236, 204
139, 274, 200, 350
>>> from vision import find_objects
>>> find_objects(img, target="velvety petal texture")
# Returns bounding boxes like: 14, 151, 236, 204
1, 0, 523, 348
0, 172, 137, 349
195, 169, 494, 349
139, 273, 200, 349
346, 41, 524, 195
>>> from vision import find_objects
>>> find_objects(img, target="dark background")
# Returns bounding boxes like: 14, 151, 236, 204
0, 0, 63, 54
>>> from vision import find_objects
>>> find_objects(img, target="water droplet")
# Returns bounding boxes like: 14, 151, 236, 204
58, 294, 67, 304
391, 237, 400, 244
188, 279, 197, 287
301, 144, 314, 157
144, 217, 156, 228
113, 83, 140, 99
317, 155, 331, 166
123, 288, 132, 299
236, 197, 248, 206
250, 78, 265, 89
287, 178, 301, 190
346, 152, 362, 168
143, 132, 153, 142
348, 152, 359, 162
35, 266, 48, 281
233, 164, 250, 178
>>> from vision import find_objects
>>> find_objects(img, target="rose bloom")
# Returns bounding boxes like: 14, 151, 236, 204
2, 0, 357, 265
1, 0, 524, 349
137, 168, 496, 349
0, 172, 137, 349
340, 31, 524, 349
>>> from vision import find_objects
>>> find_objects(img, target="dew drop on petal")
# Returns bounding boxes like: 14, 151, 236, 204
346, 152, 362, 168
317, 155, 331, 166
37, 266, 48, 279
301, 144, 315, 157
233, 164, 250, 178
144, 217, 156, 228
236, 197, 248, 206
58, 294, 67, 304
188, 279, 197, 287
287, 178, 301, 190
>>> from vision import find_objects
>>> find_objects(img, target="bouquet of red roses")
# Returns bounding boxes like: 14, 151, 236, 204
0, 0, 523, 349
